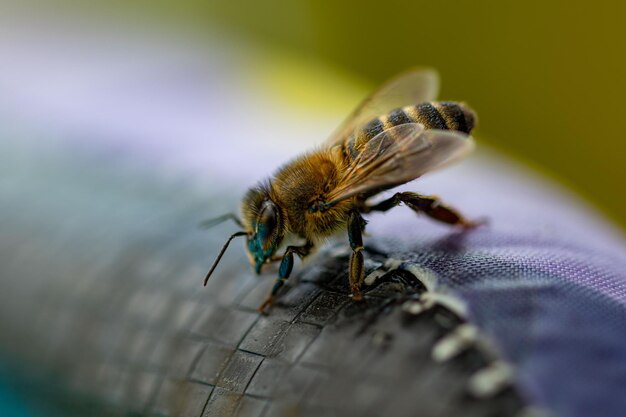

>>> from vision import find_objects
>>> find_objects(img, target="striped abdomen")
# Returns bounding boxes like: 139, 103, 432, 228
347, 101, 476, 158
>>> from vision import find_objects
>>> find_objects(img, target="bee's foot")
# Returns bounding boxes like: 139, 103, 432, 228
461, 217, 488, 230
257, 296, 276, 315
350, 290, 364, 302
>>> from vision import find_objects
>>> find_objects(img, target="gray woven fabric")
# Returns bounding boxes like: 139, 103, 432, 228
1, 127, 625, 417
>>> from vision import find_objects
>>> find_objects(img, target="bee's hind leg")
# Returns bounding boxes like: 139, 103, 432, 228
258, 242, 313, 314
365, 192, 480, 228
347, 210, 367, 301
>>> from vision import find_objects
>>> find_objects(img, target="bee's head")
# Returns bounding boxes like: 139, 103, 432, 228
241, 184, 285, 274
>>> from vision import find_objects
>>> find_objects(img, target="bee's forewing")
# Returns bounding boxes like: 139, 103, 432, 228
412, 128, 475, 174
325, 68, 440, 148
327, 123, 474, 203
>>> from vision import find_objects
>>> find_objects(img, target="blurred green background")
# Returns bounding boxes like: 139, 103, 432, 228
58, 1, 626, 229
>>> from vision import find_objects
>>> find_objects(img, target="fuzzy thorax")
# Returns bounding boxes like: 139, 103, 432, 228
241, 146, 353, 245
270, 147, 353, 240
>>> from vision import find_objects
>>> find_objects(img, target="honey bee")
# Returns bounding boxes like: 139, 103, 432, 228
203, 68, 479, 313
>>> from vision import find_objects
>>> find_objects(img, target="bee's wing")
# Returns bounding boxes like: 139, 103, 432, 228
325, 68, 440, 148
326, 123, 474, 204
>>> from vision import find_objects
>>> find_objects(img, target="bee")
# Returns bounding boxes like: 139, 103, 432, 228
203, 68, 479, 313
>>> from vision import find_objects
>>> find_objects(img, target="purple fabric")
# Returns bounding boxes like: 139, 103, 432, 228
362, 156, 626, 417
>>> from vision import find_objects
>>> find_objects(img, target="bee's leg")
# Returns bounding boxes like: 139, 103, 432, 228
366, 192, 479, 228
258, 242, 313, 313
348, 210, 367, 301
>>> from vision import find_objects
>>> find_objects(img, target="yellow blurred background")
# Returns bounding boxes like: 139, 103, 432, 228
13, 1, 626, 228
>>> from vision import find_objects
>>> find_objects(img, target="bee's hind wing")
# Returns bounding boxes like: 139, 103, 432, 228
326, 123, 474, 204
324, 68, 440, 148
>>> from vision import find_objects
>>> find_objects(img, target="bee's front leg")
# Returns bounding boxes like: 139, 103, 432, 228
347, 210, 367, 301
258, 242, 313, 314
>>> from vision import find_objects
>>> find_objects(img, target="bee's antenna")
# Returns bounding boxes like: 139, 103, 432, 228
204, 231, 248, 286
199, 213, 243, 229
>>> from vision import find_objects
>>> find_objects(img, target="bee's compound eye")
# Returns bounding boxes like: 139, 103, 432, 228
256, 201, 281, 252
259, 201, 278, 232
